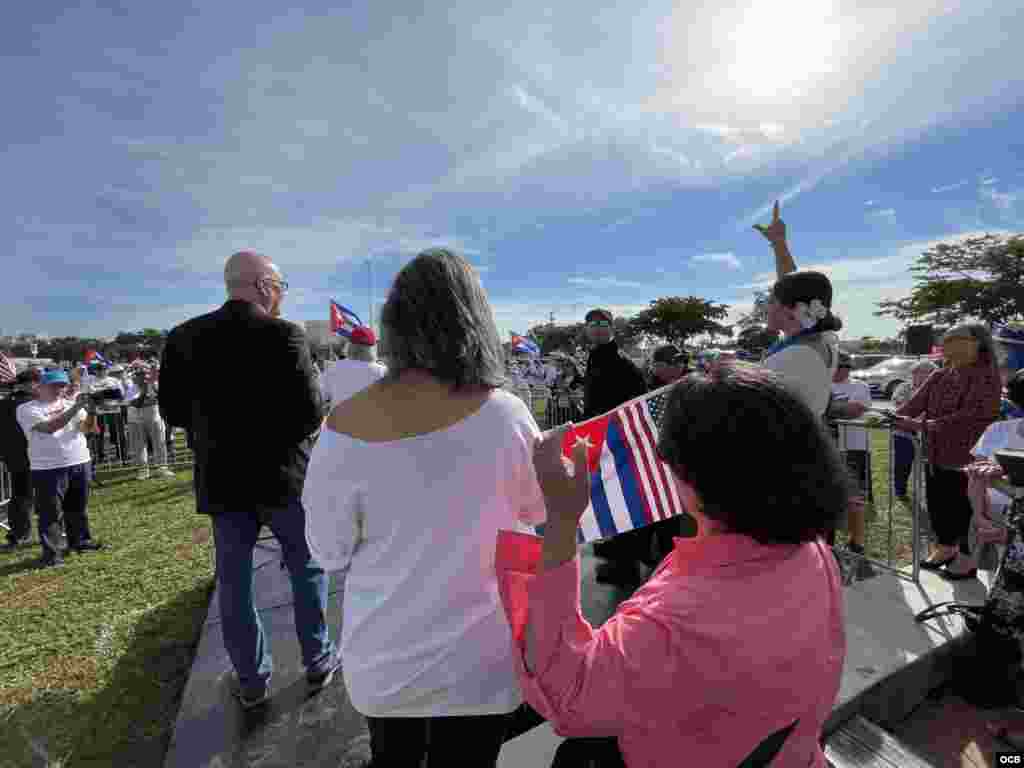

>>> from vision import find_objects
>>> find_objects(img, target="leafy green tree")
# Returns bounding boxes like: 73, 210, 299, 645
628, 297, 732, 346
875, 234, 1024, 325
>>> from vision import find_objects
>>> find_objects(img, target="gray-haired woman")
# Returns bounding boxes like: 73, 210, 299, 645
890, 359, 938, 501
894, 324, 1001, 579
302, 248, 547, 766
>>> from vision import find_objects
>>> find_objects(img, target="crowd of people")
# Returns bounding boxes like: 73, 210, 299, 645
2, 200, 1024, 764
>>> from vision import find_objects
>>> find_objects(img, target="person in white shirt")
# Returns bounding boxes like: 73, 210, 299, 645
304, 248, 546, 766
15, 369, 104, 567
125, 366, 174, 480
320, 326, 387, 408
86, 363, 126, 466
830, 354, 874, 557
753, 202, 842, 419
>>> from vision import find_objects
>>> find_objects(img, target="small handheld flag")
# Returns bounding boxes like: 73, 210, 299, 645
551, 384, 685, 543
510, 333, 541, 356
330, 301, 363, 340
84, 350, 111, 366
0, 352, 15, 384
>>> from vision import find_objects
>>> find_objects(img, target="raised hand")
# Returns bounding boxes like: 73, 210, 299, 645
753, 200, 787, 244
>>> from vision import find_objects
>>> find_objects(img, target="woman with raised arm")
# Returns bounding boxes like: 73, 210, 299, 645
752, 201, 844, 420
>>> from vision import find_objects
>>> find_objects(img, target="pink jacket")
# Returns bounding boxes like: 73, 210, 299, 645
496, 530, 846, 767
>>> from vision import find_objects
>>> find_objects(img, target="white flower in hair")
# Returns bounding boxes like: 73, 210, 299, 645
796, 299, 828, 330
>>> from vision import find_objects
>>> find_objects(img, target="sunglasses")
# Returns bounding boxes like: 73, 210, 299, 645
587, 319, 612, 328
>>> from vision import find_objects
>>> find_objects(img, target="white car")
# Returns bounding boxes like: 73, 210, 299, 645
850, 356, 931, 399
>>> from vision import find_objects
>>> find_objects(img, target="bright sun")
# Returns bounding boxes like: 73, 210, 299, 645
726, 1, 842, 103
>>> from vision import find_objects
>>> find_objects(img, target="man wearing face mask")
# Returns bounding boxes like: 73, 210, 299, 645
159, 251, 337, 710
894, 324, 1001, 580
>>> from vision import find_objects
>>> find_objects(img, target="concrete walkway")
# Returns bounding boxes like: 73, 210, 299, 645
164, 541, 987, 768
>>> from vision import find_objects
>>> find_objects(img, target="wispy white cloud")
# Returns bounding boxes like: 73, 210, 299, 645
981, 176, 999, 186
864, 200, 876, 206
567, 275, 649, 290
868, 207, 897, 218
932, 180, 968, 193
691, 252, 741, 270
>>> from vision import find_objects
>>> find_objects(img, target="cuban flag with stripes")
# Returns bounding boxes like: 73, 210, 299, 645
557, 384, 685, 543
330, 300, 363, 339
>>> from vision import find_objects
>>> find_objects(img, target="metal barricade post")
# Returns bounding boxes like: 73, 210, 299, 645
0, 460, 11, 533
830, 417, 924, 583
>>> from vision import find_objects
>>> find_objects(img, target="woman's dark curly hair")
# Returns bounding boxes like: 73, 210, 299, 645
657, 361, 850, 544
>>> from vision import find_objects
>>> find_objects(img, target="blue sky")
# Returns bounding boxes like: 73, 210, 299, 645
3, 0, 1023, 342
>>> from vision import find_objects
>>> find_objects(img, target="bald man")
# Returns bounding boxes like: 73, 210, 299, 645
159, 251, 337, 709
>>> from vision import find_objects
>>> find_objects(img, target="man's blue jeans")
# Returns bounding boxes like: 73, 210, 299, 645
211, 499, 335, 696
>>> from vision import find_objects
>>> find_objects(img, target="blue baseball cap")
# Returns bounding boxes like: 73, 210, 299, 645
40, 370, 70, 386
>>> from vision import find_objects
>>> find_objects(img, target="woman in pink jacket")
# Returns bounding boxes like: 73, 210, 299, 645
496, 362, 849, 767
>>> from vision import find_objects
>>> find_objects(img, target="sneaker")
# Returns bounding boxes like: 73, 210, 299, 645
230, 674, 270, 710
39, 556, 65, 568
156, 467, 175, 479
73, 540, 106, 553
307, 655, 342, 692
136, 470, 151, 481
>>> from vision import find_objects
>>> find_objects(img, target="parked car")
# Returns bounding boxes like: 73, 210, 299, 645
850, 353, 892, 371
849, 356, 930, 399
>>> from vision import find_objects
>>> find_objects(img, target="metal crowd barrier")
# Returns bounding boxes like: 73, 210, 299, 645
504, 384, 584, 429
0, 460, 11, 534
830, 417, 925, 584
90, 407, 194, 476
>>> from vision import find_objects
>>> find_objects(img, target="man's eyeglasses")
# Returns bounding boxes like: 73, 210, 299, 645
258, 277, 289, 293
587, 319, 612, 328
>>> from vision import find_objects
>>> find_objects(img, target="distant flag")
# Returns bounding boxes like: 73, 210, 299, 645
0, 351, 15, 384
510, 333, 541, 356
546, 384, 684, 544
84, 349, 110, 366
330, 300, 363, 340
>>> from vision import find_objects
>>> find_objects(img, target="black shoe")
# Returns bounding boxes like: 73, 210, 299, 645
940, 567, 978, 581
4, 538, 31, 551
39, 556, 65, 568
73, 540, 106, 553
307, 655, 342, 692
920, 555, 956, 572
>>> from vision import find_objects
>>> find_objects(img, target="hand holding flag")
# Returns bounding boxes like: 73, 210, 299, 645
533, 425, 590, 530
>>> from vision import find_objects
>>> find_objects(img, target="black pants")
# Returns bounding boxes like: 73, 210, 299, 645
95, 413, 126, 463
4, 464, 33, 543
366, 712, 509, 767
926, 466, 972, 553
32, 463, 93, 561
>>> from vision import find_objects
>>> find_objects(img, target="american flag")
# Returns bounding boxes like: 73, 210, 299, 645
553, 382, 685, 543
0, 351, 15, 384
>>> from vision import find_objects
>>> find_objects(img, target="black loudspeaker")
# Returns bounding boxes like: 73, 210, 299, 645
905, 325, 934, 355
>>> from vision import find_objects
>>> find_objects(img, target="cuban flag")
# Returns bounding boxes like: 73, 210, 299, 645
330, 300, 363, 339
554, 384, 686, 543
84, 349, 110, 366
510, 333, 541, 356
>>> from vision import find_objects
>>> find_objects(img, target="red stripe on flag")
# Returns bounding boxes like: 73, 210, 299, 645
0, 353, 15, 384
619, 404, 664, 524
634, 399, 681, 519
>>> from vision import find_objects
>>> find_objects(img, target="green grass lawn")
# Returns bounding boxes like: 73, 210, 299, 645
0, 467, 214, 768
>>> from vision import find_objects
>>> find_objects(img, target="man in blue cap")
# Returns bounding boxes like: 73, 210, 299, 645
15, 369, 104, 567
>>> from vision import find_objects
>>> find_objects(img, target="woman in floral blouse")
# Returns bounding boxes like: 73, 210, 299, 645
894, 324, 1001, 579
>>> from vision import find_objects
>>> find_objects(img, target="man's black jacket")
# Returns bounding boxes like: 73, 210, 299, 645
159, 300, 323, 513
582, 340, 648, 420
0, 390, 34, 472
